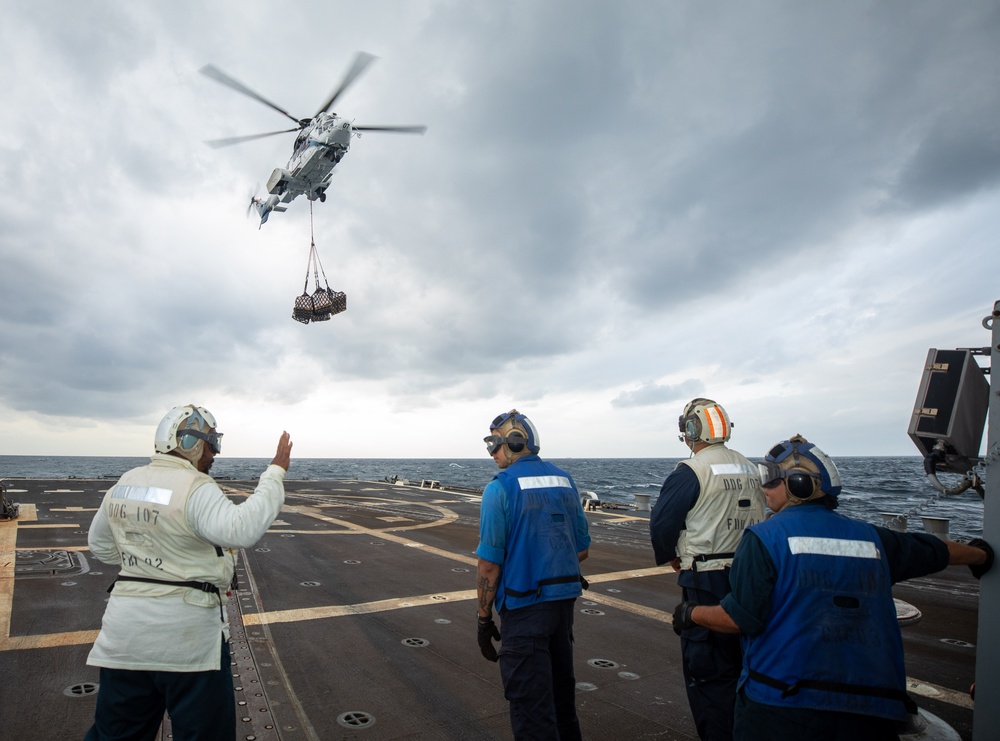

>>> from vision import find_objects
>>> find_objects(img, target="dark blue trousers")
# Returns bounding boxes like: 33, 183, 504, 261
734, 689, 902, 741
678, 573, 742, 741
499, 599, 582, 741
83, 639, 235, 741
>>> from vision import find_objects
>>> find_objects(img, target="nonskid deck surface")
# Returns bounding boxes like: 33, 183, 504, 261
0, 479, 981, 739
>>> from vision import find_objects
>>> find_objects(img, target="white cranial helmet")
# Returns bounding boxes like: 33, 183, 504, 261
154, 405, 221, 462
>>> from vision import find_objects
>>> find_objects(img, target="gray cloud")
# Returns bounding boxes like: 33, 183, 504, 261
612, 379, 704, 409
1, 0, 998, 456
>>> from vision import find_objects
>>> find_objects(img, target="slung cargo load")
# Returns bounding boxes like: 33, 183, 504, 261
293, 238, 346, 325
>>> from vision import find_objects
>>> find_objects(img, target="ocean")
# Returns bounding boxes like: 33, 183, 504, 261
0, 455, 986, 539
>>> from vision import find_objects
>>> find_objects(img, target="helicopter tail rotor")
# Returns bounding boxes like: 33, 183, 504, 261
246, 185, 262, 218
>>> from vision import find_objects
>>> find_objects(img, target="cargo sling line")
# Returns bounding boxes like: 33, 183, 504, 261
292, 199, 347, 324
746, 669, 918, 715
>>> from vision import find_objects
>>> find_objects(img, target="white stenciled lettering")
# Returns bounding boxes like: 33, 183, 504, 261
136, 507, 160, 525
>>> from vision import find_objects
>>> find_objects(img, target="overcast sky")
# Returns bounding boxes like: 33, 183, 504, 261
1, 1, 998, 460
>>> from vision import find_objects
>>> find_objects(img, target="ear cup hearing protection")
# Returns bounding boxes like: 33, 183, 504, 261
505, 431, 526, 453
683, 416, 700, 441
786, 472, 818, 500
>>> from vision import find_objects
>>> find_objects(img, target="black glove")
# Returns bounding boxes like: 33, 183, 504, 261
672, 601, 697, 636
968, 538, 994, 579
477, 616, 500, 662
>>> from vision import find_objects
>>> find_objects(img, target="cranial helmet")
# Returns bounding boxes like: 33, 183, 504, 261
678, 398, 732, 445
760, 434, 842, 499
485, 409, 540, 456
154, 405, 222, 463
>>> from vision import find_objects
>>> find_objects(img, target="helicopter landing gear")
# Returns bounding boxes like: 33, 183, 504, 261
318, 190, 326, 203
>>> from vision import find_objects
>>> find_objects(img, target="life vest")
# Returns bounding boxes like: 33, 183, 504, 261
741, 505, 913, 721
676, 445, 765, 571
101, 454, 235, 608
494, 456, 584, 611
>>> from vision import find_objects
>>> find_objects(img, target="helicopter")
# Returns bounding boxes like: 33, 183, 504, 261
200, 53, 426, 226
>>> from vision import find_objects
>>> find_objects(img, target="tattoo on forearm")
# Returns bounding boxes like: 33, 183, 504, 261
477, 574, 498, 613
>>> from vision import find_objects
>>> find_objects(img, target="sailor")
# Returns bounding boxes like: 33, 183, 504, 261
673, 434, 995, 741
84, 405, 292, 741
476, 409, 591, 740
650, 398, 765, 741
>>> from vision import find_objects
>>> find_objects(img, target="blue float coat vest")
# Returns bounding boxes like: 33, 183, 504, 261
494, 457, 584, 612
741, 505, 913, 721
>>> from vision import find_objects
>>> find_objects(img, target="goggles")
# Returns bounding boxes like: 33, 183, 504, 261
757, 462, 817, 490
178, 429, 223, 454
485, 433, 531, 456
484, 434, 515, 455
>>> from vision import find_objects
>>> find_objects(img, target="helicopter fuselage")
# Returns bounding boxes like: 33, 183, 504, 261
256, 114, 353, 224
271, 114, 352, 201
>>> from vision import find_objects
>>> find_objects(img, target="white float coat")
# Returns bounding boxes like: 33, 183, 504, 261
87, 454, 285, 672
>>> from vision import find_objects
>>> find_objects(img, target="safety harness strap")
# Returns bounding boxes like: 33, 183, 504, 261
690, 551, 735, 571
108, 575, 220, 595
747, 669, 918, 714
503, 574, 584, 598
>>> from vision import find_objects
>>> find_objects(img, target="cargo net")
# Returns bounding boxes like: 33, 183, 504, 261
293, 238, 346, 324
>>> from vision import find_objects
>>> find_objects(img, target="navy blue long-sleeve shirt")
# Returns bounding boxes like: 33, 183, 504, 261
649, 463, 699, 566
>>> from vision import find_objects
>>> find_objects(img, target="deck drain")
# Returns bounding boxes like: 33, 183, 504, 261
64, 682, 99, 697
402, 637, 429, 648
431, 595, 447, 601
254, 548, 270, 553
582, 601, 596, 606
434, 619, 452, 624
619, 671, 640, 680
280, 534, 296, 538
338, 711, 376, 729
300, 581, 321, 587
940, 638, 975, 648
370, 541, 385, 546
587, 659, 619, 669
343, 560, 361, 564
576, 682, 598, 691
580, 608, 605, 616
606, 588, 621, 593
451, 567, 469, 573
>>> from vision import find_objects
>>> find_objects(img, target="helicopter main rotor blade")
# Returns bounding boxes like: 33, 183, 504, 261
204, 128, 302, 149
200, 64, 303, 127
353, 125, 428, 134
316, 52, 377, 116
